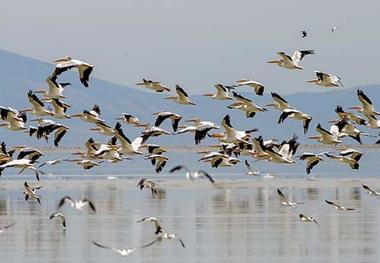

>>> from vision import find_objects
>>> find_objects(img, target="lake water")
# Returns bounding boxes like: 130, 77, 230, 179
0, 147, 379, 262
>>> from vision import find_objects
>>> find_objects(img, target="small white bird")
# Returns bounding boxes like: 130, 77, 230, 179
58, 196, 96, 212
137, 179, 159, 195
52, 56, 94, 87
244, 160, 260, 176
268, 50, 315, 69
169, 165, 215, 184
136, 217, 162, 234
325, 200, 355, 211
362, 184, 380, 196
146, 154, 168, 173
92, 241, 136, 256
277, 189, 304, 208
49, 212, 66, 229
23, 181, 42, 204
142, 232, 186, 248
299, 213, 319, 226
0, 223, 16, 235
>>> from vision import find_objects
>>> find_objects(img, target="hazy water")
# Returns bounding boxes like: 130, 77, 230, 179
1, 178, 380, 263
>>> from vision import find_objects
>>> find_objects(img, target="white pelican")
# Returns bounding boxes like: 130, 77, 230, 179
264, 135, 299, 164
200, 152, 240, 168
92, 241, 136, 256
307, 71, 342, 87
278, 108, 312, 134
299, 152, 326, 174
34, 76, 71, 99
335, 105, 367, 126
165, 85, 195, 105
277, 189, 304, 208
268, 50, 315, 69
0, 106, 27, 131
52, 56, 94, 87
233, 79, 265, 96
153, 111, 182, 132
51, 99, 71, 119
214, 114, 257, 144
67, 159, 103, 169
38, 159, 67, 168
350, 89, 380, 117
169, 165, 215, 184
325, 153, 359, 169
136, 79, 171, 92
0, 223, 16, 235
140, 144, 167, 155
90, 121, 114, 136
339, 148, 363, 161
17, 147, 43, 162
266, 92, 292, 111
0, 159, 41, 180
332, 118, 373, 144
227, 92, 267, 118
142, 232, 185, 248
136, 217, 162, 234
142, 126, 172, 141
146, 154, 168, 173
24, 181, 42, 204
137, 179, 158, 195
308, 123, 342, 145
72, 138, 98, 159
58, 196, 96, 212
362, 184, 380, 196
50, 213, 66, 229
30, 121, 69, 147
23, 90, 54, 116
202, 84, 233, 100
114, 122, 143, 155
176, 118, 220, 145
116, 113, 148, 127
366, 115, 380, 129
72, 104, 104, 123
325, 200, 355, 211
299, 214, 319, 226
251, 136, 272, 160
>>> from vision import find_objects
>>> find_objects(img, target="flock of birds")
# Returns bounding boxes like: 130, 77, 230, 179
0, 27, 380, 256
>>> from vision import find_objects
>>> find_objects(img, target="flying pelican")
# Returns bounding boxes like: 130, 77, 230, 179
266, 92, 292, 111
165, 85, 195, 105
268, 50, 315, 69
136, 217, 162, 235
34, 76, 71, 99
142, 232, 186, 248
176, 118, 220, 145
278, 108, 312, 134
146, 154, 168, 173
200, 152, 240, 168
30, 121, 69, 147
362, 184, 380, 196
66, 159, 103, 169
115, 113, 148, 127
308, 124, 342, 145
277, 189, 304, 208
140, 144, 167, 155
58, 196, 96, 212
325, 200, 355, 211
71, 105, 104, 123
0, 142, 14, 165
38, 159, 67, 168
227, 92, 267, 118
264, 135, 299, 164
52, 56, 94, 87
232, 79, 265, 96
299, 214, 319, 226
365, 115, 380, 129
114, 122, 143, 155
324, 152, 360, 169
93, 139, 123, 162
335, 105, 366, 126
0, 223, 16, 235
0, 159, 41, 180
50, 213, 66, 229
307, 71, 343, 87
22, 90, 54, 116
0, 106, 27, 131
51, 99, 71, 119
244, 160, 260, 176
331, 118, 373, 144
169, 165, 215, 184
23, 181, 42, 204
137, 179, 158, 195
213, 114, 257, 144
298, 152, 326, 174
92, 241, 136, 256
136, 79, 171, 92
17, 147, 43, 162
153, 111, 182, 132
202, 84, 233, 100
349, 90, 380, 117
90, 121, 114, 136
142, 126, 172, 142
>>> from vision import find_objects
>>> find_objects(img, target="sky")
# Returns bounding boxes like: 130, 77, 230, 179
1, 0, 380, 95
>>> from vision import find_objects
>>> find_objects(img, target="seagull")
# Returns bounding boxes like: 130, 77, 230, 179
23, 181, 42, 204
114, 122, 144, 155
325, 200, 355, 211
34, 76, 70, 99
244, 160, 260, 176
136, 79, 171, 92
349, 89, 380, 118
278, 108, 312, 134
146, 154, 169, 173
58, 196, 96, 212
362, 184, 380, 196
268, 50, 315, 70
0, 223, 16, 235
169, 165, 215, 184
202, 84, 234, 100
0, 159, 41, 180
115, 113, 148, 127
136, 217, 162, 235
277, 189, 304, 208
301, 30, 308, 38
165, 85, 195, 105
307, 71, 343, 87
299, 214, 319, 226
232, 79, 265, 96
153, 111, 182, 132
0, 106, 27, 131
137, 179, 159, 195
92, 241, 136, 256
227, 92, 267, 118
49, 212, 66, 229
308, 123, 342, 145
51, 56, 94, 87
142, 232, 186, 248
298, 152, 326, 174
266, 92, 292, 111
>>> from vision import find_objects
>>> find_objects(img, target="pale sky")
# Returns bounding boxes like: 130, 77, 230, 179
1, 0, 380, 94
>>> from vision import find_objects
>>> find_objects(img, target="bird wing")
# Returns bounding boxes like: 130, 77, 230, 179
54, 127, 68, 147
198, 170, 215, 184
277, 189, 289, 203
58, 196, 75, 208
82, 199, 97, 212
176, 85, 189, 98
92, 241, 112, 250
169, 165, 187, 173
154, 113, 172, 127
292, 50, 315, 64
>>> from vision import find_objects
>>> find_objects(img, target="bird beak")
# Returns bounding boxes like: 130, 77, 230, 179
209, 133, 224, 138
265, 103, 275, 107
202, 93, 213, 97
308, 136, 319, 140
164, 96, 176, 100
115, 117, 124, 120
267, 60, 278, 64
307, 79, 318, 83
